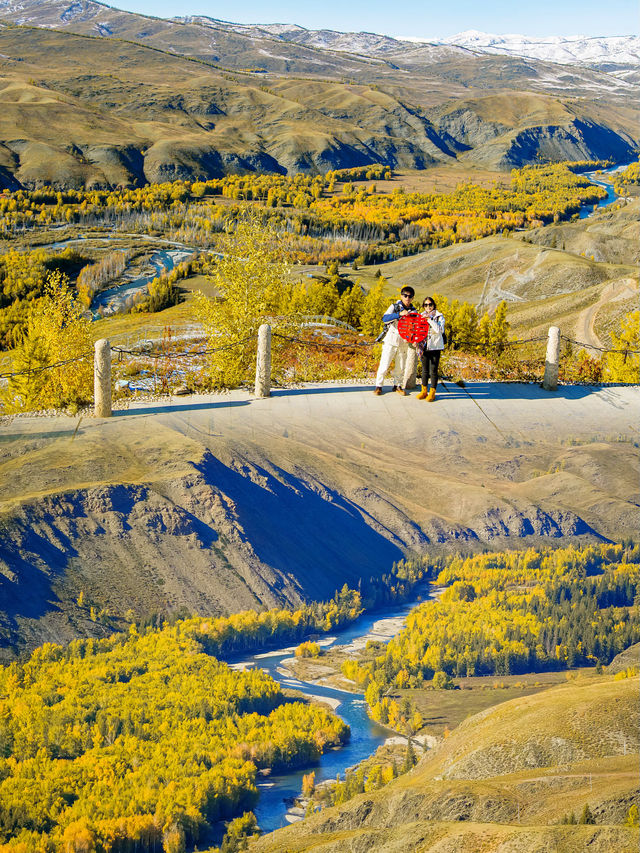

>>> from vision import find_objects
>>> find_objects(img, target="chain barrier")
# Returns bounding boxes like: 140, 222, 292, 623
110, 333, 257, 360
271, 332, 549, 352
560, 334, 640, 356
1, 330, 634, 383
0, 351, 93, 380
271, 331, 375, 350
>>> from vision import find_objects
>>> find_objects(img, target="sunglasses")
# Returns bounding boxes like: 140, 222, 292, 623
423, 302, 434, 307
401, 293, 412, 298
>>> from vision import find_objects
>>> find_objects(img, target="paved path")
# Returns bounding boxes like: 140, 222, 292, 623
3, 380, 638, 453
99, 380, 638, 448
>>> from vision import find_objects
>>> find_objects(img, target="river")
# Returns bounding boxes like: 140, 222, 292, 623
12, 163, 629, 321
91, 248, 193, 317
579, 162, 629, 219
226, 586, 434, 834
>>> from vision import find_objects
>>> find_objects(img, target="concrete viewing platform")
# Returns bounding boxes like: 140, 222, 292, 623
81, 379, 638, 447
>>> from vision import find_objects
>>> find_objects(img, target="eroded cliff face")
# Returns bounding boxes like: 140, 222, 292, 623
1, 384, 638, 660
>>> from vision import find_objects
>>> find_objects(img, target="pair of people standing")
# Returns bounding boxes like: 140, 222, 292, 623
373, 286, 445, 401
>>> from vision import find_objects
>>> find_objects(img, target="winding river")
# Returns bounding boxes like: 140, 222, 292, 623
579, 162, 629, 219
226, 586, 434, 834
91, 249, 193, 317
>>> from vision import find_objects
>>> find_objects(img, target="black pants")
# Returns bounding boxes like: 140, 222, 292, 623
421, 350, 441, 390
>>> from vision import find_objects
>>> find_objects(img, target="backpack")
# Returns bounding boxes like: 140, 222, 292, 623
375, 300, 405, 343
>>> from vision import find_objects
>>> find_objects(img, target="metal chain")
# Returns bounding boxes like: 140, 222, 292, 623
110, 333, 258, 359
2, 331, 634, 381
271, 331, 375, 349
0, 351, 93, 380
560, 334, 640, 356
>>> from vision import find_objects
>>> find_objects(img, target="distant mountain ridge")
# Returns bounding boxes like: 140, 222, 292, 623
0, 0, 637, 187
431, 31, 640, 73
1, 0, 636, 70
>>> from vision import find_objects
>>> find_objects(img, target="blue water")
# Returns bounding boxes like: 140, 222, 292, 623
91, 249, 191, 317
578, 163, 628, 220
228, 588, 433, 833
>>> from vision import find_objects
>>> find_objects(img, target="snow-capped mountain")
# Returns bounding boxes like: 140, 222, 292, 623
178, 19, 639, 68
425, 31, 640, 68
1, 1, 636, 70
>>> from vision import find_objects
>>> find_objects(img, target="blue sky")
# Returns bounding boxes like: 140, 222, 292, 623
109, 0, 637, 38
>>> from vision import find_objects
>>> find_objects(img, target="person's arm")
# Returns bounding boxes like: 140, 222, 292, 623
381, 303, 400, 323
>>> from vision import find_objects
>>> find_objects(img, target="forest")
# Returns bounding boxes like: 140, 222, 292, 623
0, 160, 613, 346
342, 542, 640, 722
1, 533, 638, 851
0, 576, 428, 852
0, 623, 349, 852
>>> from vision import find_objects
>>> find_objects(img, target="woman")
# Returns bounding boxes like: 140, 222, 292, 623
417, 297, 445, 401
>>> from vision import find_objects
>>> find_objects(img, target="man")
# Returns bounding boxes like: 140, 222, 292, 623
373, 286, 415, 396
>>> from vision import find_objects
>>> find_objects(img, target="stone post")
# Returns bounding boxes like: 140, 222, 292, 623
403, 345, 418, 390
94, 338, 112, 417
542, 326, 560, 391
254, 324, 271, 398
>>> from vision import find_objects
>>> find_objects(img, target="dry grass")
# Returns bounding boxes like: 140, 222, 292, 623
249, 676, 639, 852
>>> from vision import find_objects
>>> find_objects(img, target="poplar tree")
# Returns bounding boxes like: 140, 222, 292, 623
195, 211, 293, 387
1, 271, 92, 413
604, 310, 639, 383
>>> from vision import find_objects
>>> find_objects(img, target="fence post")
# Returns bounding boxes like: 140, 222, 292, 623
254, 324, 271, 398
543, 326, 560, 391
404, 345, 418, 390
94, 338, 112, 417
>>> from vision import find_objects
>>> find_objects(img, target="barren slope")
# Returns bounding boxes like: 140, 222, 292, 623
0, 17, 636, 186
353, 200, 639, 344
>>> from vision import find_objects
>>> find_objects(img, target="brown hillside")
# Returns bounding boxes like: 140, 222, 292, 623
249, 676, 639, 852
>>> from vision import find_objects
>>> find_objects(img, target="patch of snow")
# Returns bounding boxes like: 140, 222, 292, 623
424, 31, 640, 68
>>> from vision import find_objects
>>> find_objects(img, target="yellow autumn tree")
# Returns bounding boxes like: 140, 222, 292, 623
359, 276, 388, 338
1, 270, 93, 413
194, 210, 293, 387
604, 310, 639, 383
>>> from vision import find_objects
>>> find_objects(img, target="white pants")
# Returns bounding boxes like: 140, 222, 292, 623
375, 339, 409, 388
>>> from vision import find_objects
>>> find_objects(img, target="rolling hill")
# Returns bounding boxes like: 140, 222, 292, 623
0, 1, 636, 186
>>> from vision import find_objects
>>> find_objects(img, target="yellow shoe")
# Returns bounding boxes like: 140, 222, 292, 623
417, 388, 428, 400
427, 388, 436, 402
